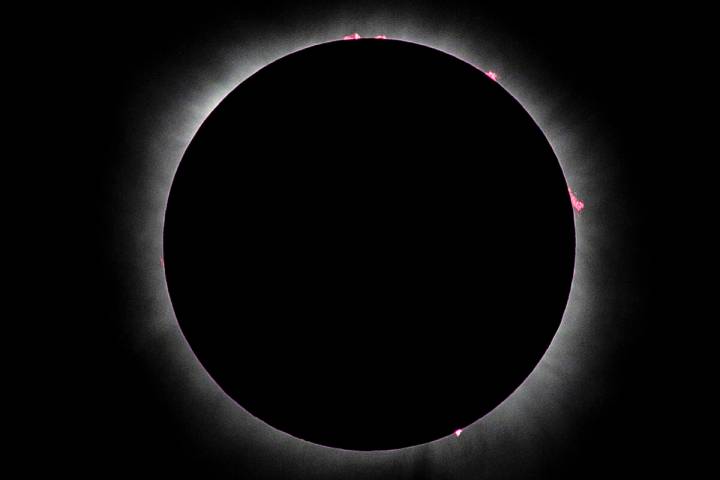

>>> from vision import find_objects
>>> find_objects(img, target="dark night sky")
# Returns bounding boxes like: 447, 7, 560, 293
36, 1, 688, 478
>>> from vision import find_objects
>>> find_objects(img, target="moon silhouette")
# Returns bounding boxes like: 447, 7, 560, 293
163, 39, 575, 450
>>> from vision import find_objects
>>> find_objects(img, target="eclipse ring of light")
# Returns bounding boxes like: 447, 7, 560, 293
115, 10, 632, 478
163, 38, 575, 451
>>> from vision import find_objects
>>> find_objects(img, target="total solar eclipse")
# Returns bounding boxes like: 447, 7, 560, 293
163, 39, 575, 450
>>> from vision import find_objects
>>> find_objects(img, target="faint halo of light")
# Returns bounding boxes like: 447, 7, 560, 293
118, 9, 628, 466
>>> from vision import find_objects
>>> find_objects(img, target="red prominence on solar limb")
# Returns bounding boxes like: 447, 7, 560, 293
485, 71, 498, 81
343, 33, 386, 40
568, 187, 585, 213
454, 429, 463, 437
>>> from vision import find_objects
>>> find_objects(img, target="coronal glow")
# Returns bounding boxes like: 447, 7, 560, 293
568, 187, 585, 213
115, 6, 631, 475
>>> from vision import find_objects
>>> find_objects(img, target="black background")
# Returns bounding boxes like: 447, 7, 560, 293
40, 1, 682, 478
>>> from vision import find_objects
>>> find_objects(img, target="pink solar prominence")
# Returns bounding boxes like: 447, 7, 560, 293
342, 33, 387, 40
568, 187, 585, 213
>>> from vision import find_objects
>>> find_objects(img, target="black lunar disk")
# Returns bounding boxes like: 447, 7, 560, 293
164, 39, 575, 451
